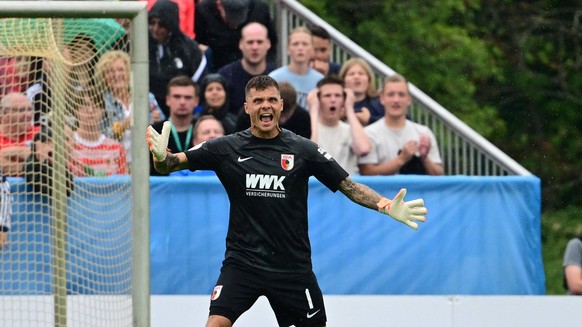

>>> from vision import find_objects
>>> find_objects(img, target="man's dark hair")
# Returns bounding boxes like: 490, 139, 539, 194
245, 75, 279, 98
308, 25, 331, 40
316, 75, 344, 89
279, 82, 297, 112
166, 75, 199, 94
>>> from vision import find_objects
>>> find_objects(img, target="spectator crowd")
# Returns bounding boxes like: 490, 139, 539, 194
0, 0, 444, 182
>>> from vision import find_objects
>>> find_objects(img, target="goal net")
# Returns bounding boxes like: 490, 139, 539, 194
0, 3, 149, 326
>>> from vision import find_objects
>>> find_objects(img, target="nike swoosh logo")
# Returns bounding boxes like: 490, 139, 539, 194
237, 156, 253, 162
306, 309, 320, 319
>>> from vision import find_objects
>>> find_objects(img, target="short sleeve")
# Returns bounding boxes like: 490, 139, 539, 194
184, 138, 228, 171
563, 238, 582, 268
303, 139, 348, 192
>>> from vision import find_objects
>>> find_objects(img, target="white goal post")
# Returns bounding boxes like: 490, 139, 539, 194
0, 2, 150, 327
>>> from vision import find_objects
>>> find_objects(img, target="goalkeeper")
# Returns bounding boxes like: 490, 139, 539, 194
147, 75, 427, 327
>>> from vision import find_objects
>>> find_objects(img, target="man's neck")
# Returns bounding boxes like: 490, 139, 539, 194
288, 61, 310, 75
319, 114, 339, 127
170, 115, 193, 132
279, 106, 295, 124
241, 58, 267, 76
384, 115, 406, 129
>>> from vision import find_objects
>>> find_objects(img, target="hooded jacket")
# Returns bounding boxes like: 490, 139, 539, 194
149, 0, 206, 117
196, 74, 237, 135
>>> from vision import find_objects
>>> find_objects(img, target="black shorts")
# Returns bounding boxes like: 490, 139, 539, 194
209, 261, 327, 326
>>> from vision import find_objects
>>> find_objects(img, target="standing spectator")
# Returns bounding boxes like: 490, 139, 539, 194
150, 76, 199, 176
358, 74, 444, 176
269, 27, 324, 109
96, 50, 165, 165
563, 236, 582, 295
307, 76, 370, 175
169, 115, 225, 177
218, 22, 275, 115
69, 91, 128, 177
196, 74, 237, 135
195, 0, 278, 72
308, 25, 341, 77
235, 81, 311, 139
149, 0, 206, 117
339, 58, 384, 125
0, 168, 12, 250
0, 93, 40, 176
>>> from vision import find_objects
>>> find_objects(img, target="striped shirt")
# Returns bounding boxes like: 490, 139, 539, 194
70, 133, 128, 176
0, 174, 12, 231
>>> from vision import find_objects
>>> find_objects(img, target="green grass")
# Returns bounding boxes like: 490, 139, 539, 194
542, 206, 582, 294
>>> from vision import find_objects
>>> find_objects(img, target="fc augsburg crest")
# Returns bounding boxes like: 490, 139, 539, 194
281, 154, 294, 171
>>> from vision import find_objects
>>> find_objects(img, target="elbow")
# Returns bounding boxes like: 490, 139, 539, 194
358, 164, 375, 176
353, 142, 371, 157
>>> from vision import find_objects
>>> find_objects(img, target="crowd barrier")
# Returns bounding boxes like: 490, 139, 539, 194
1, 175, 544, 295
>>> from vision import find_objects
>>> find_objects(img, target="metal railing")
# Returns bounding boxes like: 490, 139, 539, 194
275, 0, 531, 176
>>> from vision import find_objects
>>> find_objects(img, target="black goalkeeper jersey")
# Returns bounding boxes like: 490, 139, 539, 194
184, 129, 349, 273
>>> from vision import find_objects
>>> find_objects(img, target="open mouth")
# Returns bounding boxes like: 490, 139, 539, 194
329, 106, 337, 112
260, 113, 273, 123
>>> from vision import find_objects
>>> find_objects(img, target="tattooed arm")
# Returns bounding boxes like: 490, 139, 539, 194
152, 152, 190, 175
338, 176, 428, 230
338, 176, 384, 210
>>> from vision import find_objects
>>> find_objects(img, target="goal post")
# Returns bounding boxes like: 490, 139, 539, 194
0, 2, 150, 326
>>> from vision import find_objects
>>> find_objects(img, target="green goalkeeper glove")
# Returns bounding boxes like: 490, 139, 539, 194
377, 188, 427, 230
146, 121, 171, 162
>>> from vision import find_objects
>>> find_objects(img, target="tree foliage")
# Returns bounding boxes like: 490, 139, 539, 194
300, 0, 582, 208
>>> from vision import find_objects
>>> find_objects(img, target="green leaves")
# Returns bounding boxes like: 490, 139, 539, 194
300, 0, 580, 208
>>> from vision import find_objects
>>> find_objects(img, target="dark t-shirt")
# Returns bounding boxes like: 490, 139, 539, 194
217, 60, 276, 115
184, 129, 348, 272
355, 96, 384, 125
195, 0, 278, 71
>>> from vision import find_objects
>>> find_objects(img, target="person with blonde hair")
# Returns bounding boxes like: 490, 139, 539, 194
339, 57, 384, 126
96, 50, 165, 164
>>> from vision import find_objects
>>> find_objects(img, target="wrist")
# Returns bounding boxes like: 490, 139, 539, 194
377, 197, 390, 211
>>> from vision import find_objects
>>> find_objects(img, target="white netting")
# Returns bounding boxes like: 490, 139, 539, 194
0, 17, 134, 326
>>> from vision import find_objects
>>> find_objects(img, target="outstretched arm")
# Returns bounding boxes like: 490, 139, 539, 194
146, 122, 190, 174
338, 177, 427, 230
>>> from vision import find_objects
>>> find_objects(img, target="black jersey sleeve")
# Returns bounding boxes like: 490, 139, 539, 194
184, 136, 229, 171
301, 137, 349, 192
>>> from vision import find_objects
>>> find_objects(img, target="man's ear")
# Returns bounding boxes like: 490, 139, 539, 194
244, 102, 249, 114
